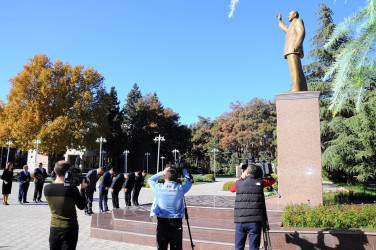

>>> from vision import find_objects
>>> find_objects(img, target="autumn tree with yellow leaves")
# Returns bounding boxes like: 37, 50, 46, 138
0, 54, 109, 170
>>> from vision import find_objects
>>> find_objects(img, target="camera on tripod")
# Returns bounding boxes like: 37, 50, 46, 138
64, 166, 87, 187
241, 157, 273, 179
171, 156, 194, 184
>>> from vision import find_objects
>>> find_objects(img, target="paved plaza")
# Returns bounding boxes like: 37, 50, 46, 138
0, 173, 343, 250
0, 174, 237, 250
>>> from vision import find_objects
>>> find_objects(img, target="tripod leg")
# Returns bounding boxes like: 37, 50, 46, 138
183, 196, 195, 250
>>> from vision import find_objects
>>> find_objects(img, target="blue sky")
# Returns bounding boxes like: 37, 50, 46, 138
0, 0, 363, 126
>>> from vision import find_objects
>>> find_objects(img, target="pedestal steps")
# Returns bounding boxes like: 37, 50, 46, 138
90, 199, 283, 250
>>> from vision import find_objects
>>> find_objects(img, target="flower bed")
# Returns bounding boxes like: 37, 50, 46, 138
282, 203, 376, 229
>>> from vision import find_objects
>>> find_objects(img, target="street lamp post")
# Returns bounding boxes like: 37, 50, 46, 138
96, 137, 107, 168
154, 134, 165, 173
160, 156, 165, 170
211, 148, 219, 180
145, 152, 150, 173
34, 139, 41, 169
101, 150, 106, 168
5, 140, 13, 168
123, 150, 130, 173
172, 149, 179, 164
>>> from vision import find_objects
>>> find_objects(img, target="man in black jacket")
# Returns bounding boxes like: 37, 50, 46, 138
132, 170, 147, 206
110, 173, 126, 209
33, 162, 48, 202
124, 172, 135, 207
99, 168, 115, 212
83, 167, 104, 215
231, 164, 275, 250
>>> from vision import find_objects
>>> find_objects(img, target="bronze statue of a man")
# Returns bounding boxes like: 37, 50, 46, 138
277, 10, 308, 92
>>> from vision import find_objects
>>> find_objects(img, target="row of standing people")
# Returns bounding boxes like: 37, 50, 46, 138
1, 162, 48, 205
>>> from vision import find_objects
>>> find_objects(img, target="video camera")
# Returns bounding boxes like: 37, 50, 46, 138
171, 156, 194, 183
241, 157, 273, 179
64, 167, 87, 186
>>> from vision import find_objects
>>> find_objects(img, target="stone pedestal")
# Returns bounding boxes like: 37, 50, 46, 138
275, 91, 322, 207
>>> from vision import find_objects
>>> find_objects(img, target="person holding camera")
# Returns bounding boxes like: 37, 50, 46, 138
99, 168, 115, 212
148, 167, 192, 250
44, 161, 87, 250
83, 167, 104, 215
33, 162, 48, 202
229, 164, 276, 250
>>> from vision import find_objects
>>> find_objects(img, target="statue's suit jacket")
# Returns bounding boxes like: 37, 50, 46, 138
279, 18, 305, 59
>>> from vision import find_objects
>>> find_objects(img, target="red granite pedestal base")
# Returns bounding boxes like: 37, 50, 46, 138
275, 92, 323, 207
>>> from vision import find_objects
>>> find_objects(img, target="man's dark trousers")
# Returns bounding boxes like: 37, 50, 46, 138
49, 226, 79, 250
18, 183, 29, 202
34, 182, 44, 201
235, 222, 261, 250
112, 190, 120, 208
99, 189, 109, 211
132, 186, 141, 205
124, 189, 132, 206
84, 189, 94, 213
156, 217, 183, 250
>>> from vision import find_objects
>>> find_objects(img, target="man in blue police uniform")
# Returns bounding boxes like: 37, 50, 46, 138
98, 168, 115, 212
17, 165, 31, 204
148, 167, 192, 250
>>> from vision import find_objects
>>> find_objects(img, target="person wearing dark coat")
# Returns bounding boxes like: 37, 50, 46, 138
229, 164, 276, 250
110, 173, 126, 209
33, 162, 48, 202
2, 162, 14, 205
132, 170, 147, 206
124, 172, 135, 206
83, 167, 104, 215
17, 165, 31, 204
98, 168, 115, 212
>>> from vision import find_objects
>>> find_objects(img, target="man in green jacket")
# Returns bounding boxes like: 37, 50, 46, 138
44, 161, 87, 249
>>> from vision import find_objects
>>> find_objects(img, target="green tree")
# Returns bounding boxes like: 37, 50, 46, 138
323, 84, 376, 184
189, 116, 213, 171
122, 86, 191, 172
103, 86, 125, 172
2, 54, 108, 171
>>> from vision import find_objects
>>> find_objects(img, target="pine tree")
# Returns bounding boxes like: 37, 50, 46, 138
103, 87, 124, 172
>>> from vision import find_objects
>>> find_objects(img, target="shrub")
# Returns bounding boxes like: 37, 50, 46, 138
222, 181, 235, 191
192, 175, 213, 183
282, 203, 376, 229
204, 174, 215, 181
144, 174, 164, 188
323, 190, 376, 204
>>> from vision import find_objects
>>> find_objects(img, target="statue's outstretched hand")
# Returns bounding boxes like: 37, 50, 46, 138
277, 12, 282, 21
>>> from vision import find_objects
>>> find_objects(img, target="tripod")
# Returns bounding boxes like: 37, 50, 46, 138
261, 210, 272, 250
183, 196, 195, 249
261, 187, 280, 249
